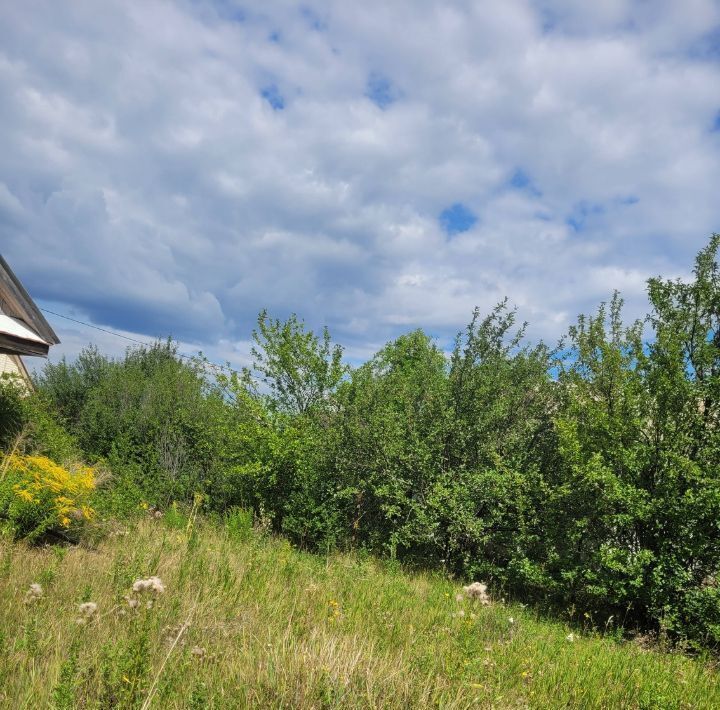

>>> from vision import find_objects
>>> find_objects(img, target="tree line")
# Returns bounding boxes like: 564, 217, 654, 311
6, 235, 720, 650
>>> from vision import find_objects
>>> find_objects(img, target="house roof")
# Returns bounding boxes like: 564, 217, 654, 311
0, 255, 60, 357
0, 314, 48, 344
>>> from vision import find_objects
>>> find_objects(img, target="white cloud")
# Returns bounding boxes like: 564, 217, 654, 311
1, 0, 718, 367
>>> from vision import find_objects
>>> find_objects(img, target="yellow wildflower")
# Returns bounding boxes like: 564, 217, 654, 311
5, 454, 96, 534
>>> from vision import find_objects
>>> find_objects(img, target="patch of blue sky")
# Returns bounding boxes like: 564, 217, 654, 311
208, 0, 246, 23
533, 210, 554, 222
539, 8, 556, 35
268, 30, 281, 43
566, 201, 605, 232
688, 27, 720, 61
712, 110, 720, 132
439, 203, 477, 237
366, 72, 398, 109
509, 168, 541, 197
300, 6, 325, 31
261, 85, 285, 111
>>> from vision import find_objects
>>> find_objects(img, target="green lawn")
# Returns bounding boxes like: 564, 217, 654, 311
0, 516, 717, 708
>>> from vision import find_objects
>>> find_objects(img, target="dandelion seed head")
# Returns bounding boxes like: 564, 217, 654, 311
131, 576, 165, 595
149, 576, 165, 594
132, 579, 152, 593
24, 583, 43, 603
463, 582, 492, 606
79, 601, 98, 617
566, 633, 576, 642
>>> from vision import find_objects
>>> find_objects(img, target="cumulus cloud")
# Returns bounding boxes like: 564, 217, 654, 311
0, 0, 718, 365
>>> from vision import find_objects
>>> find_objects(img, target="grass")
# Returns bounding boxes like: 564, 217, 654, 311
0, 515, 718, 709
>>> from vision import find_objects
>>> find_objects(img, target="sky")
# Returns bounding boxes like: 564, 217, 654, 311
1, 0, 719, 369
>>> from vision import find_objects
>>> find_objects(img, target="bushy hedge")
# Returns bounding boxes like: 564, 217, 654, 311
31, 235, 720, 650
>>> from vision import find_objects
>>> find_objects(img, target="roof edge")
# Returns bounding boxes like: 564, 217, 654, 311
0, 255, 60, 345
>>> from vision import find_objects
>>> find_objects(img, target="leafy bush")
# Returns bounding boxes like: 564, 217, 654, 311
28, 234, 720, 651
0, 454, 96, 541
0, 375, 80, 463
38, 341, 226, 510
226, 506, 254, 541
0, 375, 26, 450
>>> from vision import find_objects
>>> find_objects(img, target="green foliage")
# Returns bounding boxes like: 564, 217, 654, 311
1, 516, 718, 708
225, 506, 254, 541
97, 631, 151, 708
36, 345, 109, 425
38, 341, 226, 510
0, 375, 24, 450
21, 394, 81, 463
24, 234, 720, 650
251, 309, 347, 415
51, 636, 82, 709
0, 454, 96, 542
0, 375, 81, 463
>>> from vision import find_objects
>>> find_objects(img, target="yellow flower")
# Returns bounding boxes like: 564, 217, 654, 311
13, 487, 37, 503
4, 454, 96, 532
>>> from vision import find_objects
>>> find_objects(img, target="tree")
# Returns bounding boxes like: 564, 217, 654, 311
251, 310, 346, 415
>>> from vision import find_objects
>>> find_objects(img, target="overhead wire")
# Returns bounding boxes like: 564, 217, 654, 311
39, 307, 246, 377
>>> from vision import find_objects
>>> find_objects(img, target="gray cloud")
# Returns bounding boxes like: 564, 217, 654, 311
1, 0, 719, 366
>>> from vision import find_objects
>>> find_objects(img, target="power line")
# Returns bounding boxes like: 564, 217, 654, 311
39, 307, 245, 377
40, 308, 151, 346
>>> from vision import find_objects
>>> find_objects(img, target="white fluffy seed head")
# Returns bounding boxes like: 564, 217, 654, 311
132, 579, 150, 593
78, 601, 98, 617
24, 583, 44, 604
131, 576, 165, 595
463, 582, 491, 605
148, 576, 165, 594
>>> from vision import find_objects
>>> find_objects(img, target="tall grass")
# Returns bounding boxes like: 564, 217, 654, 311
0, 516, 717, 708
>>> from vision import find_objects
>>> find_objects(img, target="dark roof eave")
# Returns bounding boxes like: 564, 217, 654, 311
0, 332, 50, 357
0, 255, 60, 345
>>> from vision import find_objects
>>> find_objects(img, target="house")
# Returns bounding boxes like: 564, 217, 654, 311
0, 255, 60, 390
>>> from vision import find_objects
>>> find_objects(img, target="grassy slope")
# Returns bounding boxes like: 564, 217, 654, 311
0, 517, 717, 709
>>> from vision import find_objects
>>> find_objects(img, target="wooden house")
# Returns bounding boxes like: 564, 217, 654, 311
0, 255, 60, 390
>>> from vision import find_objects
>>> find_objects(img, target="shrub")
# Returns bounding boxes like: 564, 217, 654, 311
0, 454, 96, 542
39, 341, 226, 508
26, 234, 720, 651
0, 376, 25, 450
0, 376, 80, 463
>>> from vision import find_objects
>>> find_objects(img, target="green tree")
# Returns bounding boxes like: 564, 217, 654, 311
251, 310, 346, 415
642, 234, 720, 646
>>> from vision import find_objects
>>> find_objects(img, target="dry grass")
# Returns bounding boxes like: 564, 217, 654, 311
0, 516, 717, 708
